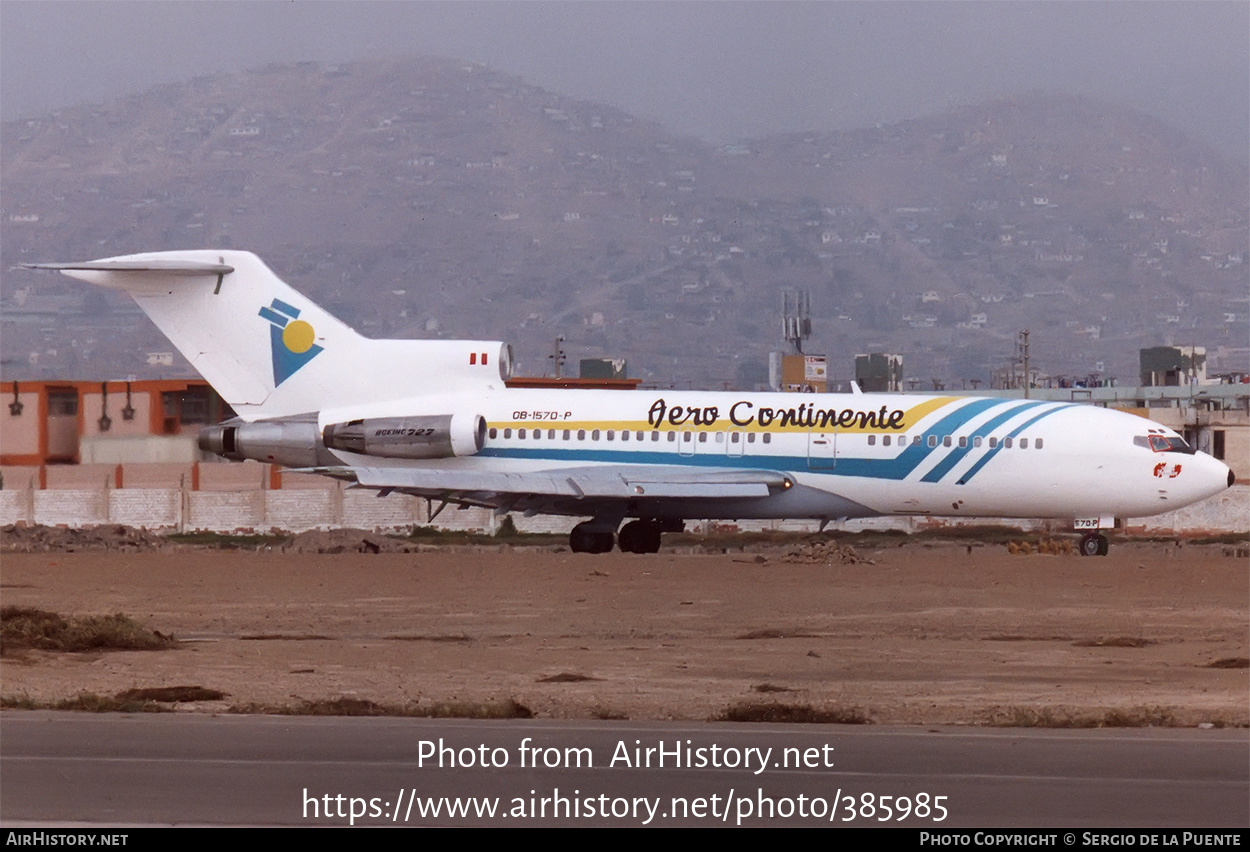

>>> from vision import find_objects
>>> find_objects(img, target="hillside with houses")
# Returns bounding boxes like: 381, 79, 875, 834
3, 57, 1246, 388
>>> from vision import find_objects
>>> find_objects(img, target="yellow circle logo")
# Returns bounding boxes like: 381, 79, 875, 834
282, 320, 316, 354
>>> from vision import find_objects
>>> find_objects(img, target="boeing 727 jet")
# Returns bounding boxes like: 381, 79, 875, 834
25, 251, 1234, 555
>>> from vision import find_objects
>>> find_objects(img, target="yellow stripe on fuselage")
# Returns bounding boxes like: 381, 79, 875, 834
492, 396, 962, 435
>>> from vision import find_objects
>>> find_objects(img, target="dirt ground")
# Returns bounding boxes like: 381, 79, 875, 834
1, 534, 1247, 726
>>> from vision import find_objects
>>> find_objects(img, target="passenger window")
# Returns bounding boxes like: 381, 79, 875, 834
958, 436, 967, 448
943, 436, 952, 447
489, 427, 498, 439
1020, 438, 1028, 449
974, 436, 982, 448
651, 431, 659, 442
913, 436, 922, 446
883, 435, 891, 446
577, 429, 586, 440
504, 428, 512, 439
731, 432, 740, 444
592, 430, 600, 440
621, 431, 629, 441
698, 432, 707, 443
518, 428, 526, 439
762, 433, 771, 444
1004, 437, 1013, 448
1035, 438, 1043, 449
562, 430, 570, 440
928, 435, 937, 448
989, 437, 997, 448
747, 433, 756, 443
637, 431, 645, 441
667, 432, 676, 442
606, 430, 614, 441
868, 435, 876, 446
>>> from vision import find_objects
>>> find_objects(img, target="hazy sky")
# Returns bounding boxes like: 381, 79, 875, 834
2, 1, 1246, 162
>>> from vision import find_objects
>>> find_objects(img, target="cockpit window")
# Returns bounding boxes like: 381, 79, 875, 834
1140, 435, 1195, 454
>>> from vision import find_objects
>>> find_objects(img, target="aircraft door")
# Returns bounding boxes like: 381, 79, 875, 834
807, 428, 836, 469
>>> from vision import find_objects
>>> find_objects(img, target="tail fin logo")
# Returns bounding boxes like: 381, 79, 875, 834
259, 299, 323, 386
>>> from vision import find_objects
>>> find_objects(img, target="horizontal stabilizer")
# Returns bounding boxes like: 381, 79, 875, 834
22, 260, 234, 275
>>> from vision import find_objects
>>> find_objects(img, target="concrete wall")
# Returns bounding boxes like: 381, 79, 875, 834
1, 477, 1245, 537
80, 436, 200, 464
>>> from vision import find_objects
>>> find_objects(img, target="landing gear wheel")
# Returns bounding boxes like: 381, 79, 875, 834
570, 522, 615, 554
1080, 532, 1109, 557
618, 520, 662, 554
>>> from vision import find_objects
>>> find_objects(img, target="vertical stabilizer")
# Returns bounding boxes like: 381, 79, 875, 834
24, 250, 511, 420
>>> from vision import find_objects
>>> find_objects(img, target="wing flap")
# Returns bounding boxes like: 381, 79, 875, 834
300, 465, 788, 500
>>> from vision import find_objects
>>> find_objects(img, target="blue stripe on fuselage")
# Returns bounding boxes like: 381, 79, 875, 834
955, 406, 1069, 484
478, 398, 1066, 483
920, 401, 1066, 483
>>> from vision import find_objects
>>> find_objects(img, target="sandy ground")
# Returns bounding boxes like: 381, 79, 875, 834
1, 539, 1247, 726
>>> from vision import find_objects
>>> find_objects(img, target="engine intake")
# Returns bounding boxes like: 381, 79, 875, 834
322, 414, 486, 459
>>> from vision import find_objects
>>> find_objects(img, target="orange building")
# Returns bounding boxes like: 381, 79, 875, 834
0, 379, 229, 466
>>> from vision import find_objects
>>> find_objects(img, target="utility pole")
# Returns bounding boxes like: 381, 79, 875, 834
1017, 329, 1031, 399
549, 336, 566, 379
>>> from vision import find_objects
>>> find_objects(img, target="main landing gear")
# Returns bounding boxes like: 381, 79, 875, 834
569, 522, 615, 554
617, 520, 663, 554
1079, 532, 1109, 557
569, 518, 671, 554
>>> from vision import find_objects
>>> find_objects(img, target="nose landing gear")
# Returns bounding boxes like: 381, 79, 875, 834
1079, 532, 1109, 557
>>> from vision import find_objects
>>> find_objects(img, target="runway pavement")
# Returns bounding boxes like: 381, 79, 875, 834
2, 712, 1246, 827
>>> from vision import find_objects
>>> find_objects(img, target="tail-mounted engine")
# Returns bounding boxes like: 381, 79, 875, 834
322, 414, 486, 459
198, 414, 328, 468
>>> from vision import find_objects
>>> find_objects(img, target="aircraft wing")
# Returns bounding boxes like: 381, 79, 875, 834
299, 464, 792, 500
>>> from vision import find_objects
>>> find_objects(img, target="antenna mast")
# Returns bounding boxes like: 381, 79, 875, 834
782, 290, 812, 354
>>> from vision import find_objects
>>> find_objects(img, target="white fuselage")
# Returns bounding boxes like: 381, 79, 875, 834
319, 387, 1232, 523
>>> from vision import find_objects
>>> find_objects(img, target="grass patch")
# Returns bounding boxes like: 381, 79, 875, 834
1206, 657, 1250, 669
1190, 533, 1250, 546
116, 686, 227, 703
1, 607, 176, 655
716, 702, 872, 724
1, 691, 173, 713
985, 706, 1178, 728
227, 697, 534, 719
752, 683, 793, 693
240, 633, 333, 641
165, 531, 288, 548
1072, 637, 1154, 648
735, 628, 820, 640
537, 672, 599, 683
406, 525, 563, 545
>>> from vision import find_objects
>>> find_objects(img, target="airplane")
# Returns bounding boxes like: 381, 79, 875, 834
24, 250, 1235, 556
